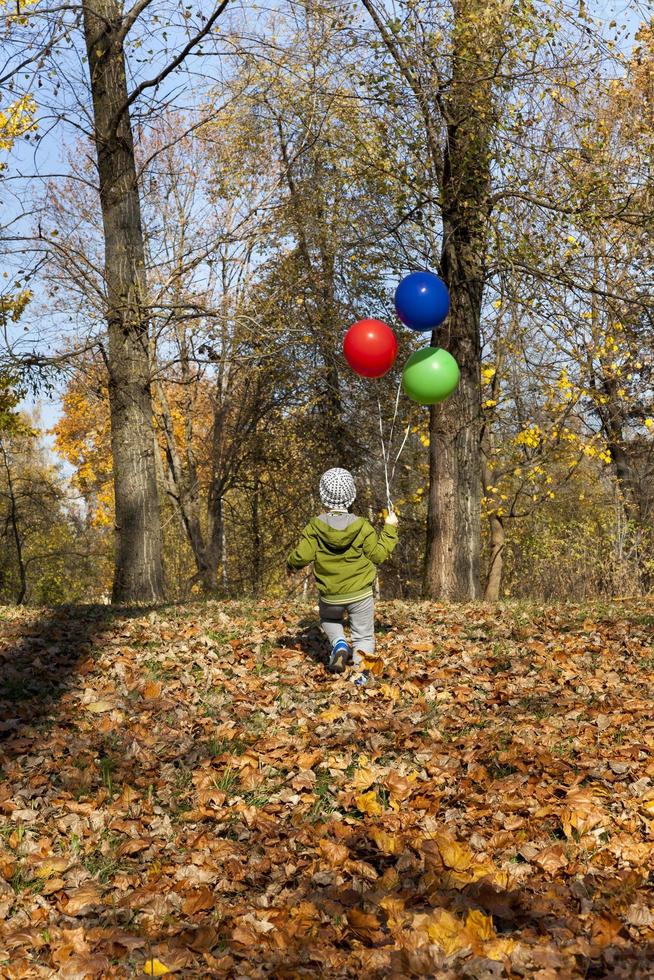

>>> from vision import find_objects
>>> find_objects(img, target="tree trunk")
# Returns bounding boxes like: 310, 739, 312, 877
82, 0, 164, 603
251, 463, 262, 595
422, 161, 486, 600
1, 441, 26, 604
484, 513, 505, 601
423, 314, 482, 600
422, 3, 496, 601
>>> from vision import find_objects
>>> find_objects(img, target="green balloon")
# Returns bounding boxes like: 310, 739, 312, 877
402, 347, 460, 405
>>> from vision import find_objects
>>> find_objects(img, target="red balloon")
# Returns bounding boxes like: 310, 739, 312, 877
343, 319, 398, 378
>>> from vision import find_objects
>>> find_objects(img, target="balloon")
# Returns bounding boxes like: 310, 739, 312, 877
395, 271, 450, 331
402, 347, 460, 404
343, 318, 398, 378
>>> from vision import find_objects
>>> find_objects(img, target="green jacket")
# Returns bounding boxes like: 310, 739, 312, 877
287, 513, 398, 603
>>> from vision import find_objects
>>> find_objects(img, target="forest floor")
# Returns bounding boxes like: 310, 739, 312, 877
1, 599, 654, 978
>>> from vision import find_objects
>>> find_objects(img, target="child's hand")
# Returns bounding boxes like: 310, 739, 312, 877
385, 511, 398, 526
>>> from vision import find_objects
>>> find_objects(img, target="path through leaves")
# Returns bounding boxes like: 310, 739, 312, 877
2, 600, 654, 977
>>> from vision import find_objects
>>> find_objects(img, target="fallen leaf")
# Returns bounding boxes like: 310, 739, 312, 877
319, 839, 349, 866
591, 914, 626, 949
319, 706, 344, 723
85, 700, 114, 713
182, 887, 214, 915
143, 959, 171, 976
424, 908, 471, 955
561, 789, 607, 838
142, 680, 162, 699
369, 827, 404, 855
34, 856, 70, 878
356, 789, 384, 816
385, 770, 417, 802
535, 844, 569, 874
61, 884, 101, 915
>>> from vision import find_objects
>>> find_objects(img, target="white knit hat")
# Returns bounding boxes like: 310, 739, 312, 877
319, 468, 356, 509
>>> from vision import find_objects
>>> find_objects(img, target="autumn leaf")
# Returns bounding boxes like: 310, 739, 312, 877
352, 766, 377, 791
182, 887, 215, 915
590, 914, 626, 951
534, 844, 569, 874
561, 788, 608, 837
34, 856, 70, 878
60, 884, 102, 916
424, 908, 471, 956
85, 700, 114, 713
369, 826, 404, 855
423, 832, 473, 871
319, 706, 344, 723
385, 770, 417, 803
347, 907, 386, 943
464, 909, 496, 943
143, 959, 171, 976
356, 789, 384, 816
319, 839, 349, 866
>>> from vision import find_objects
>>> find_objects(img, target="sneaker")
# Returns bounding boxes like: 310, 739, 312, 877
353, 669, 376, 689
327, 639, 351, 674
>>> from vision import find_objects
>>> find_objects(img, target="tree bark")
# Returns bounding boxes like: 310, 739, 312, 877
599, 394, 651, 590
423, 5, 493, 600
82, 0, 164, 603
1, 441, 26, 604
483, 512, 505, 602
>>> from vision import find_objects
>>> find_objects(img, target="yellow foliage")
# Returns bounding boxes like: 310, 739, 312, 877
514, 424, 542, 449
0, 95, 36, 159
355, 789, 384, 816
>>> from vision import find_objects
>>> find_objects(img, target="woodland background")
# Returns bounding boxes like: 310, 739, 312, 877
1, 0, 653, 606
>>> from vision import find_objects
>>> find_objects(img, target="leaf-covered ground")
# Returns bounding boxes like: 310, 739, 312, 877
2, 600, 654, 978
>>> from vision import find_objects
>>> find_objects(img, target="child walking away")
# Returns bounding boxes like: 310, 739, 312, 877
286, 468, 398, 688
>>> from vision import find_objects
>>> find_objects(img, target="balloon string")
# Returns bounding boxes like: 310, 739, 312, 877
378, 380, 408, 514
377, 394, 392, 512
389, 422, 411, 491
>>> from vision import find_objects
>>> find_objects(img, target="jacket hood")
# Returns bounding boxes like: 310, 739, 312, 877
311, 515, 364, 550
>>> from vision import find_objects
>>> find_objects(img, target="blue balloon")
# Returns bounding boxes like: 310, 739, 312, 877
394, 271, 450, 331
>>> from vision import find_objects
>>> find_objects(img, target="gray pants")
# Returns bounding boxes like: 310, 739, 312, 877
319, 595, 375, 661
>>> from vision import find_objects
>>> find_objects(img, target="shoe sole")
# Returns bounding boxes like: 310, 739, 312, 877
327, 648, 349, 674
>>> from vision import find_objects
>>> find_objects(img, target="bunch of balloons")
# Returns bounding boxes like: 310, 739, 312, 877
342, 271, 460, 405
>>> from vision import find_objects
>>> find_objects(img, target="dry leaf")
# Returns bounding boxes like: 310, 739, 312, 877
34, 856, 70, 878
385, 770, 417, 802
319, 839, 349, 866
465, 909, 496, 943
591, 914, 625, 949
85, 700, 115, 713
356, 789, 384, 816
182, 887, 214, 915
352, 767, 377, 791
369, 827, 404, 855
534, 844, 569, 874
319, 706, 344, 723
143, 959, 171, 976
61, 884, 101, 915
424, 908, 471, 956
561, 789, 607, 838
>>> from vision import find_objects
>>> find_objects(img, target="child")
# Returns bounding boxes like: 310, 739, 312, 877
286, 467, 398, 688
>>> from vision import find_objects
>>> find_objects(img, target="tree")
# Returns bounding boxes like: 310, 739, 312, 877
76, 0, 231, 602
357, 0, 515, 598
487, 16, 654, 593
